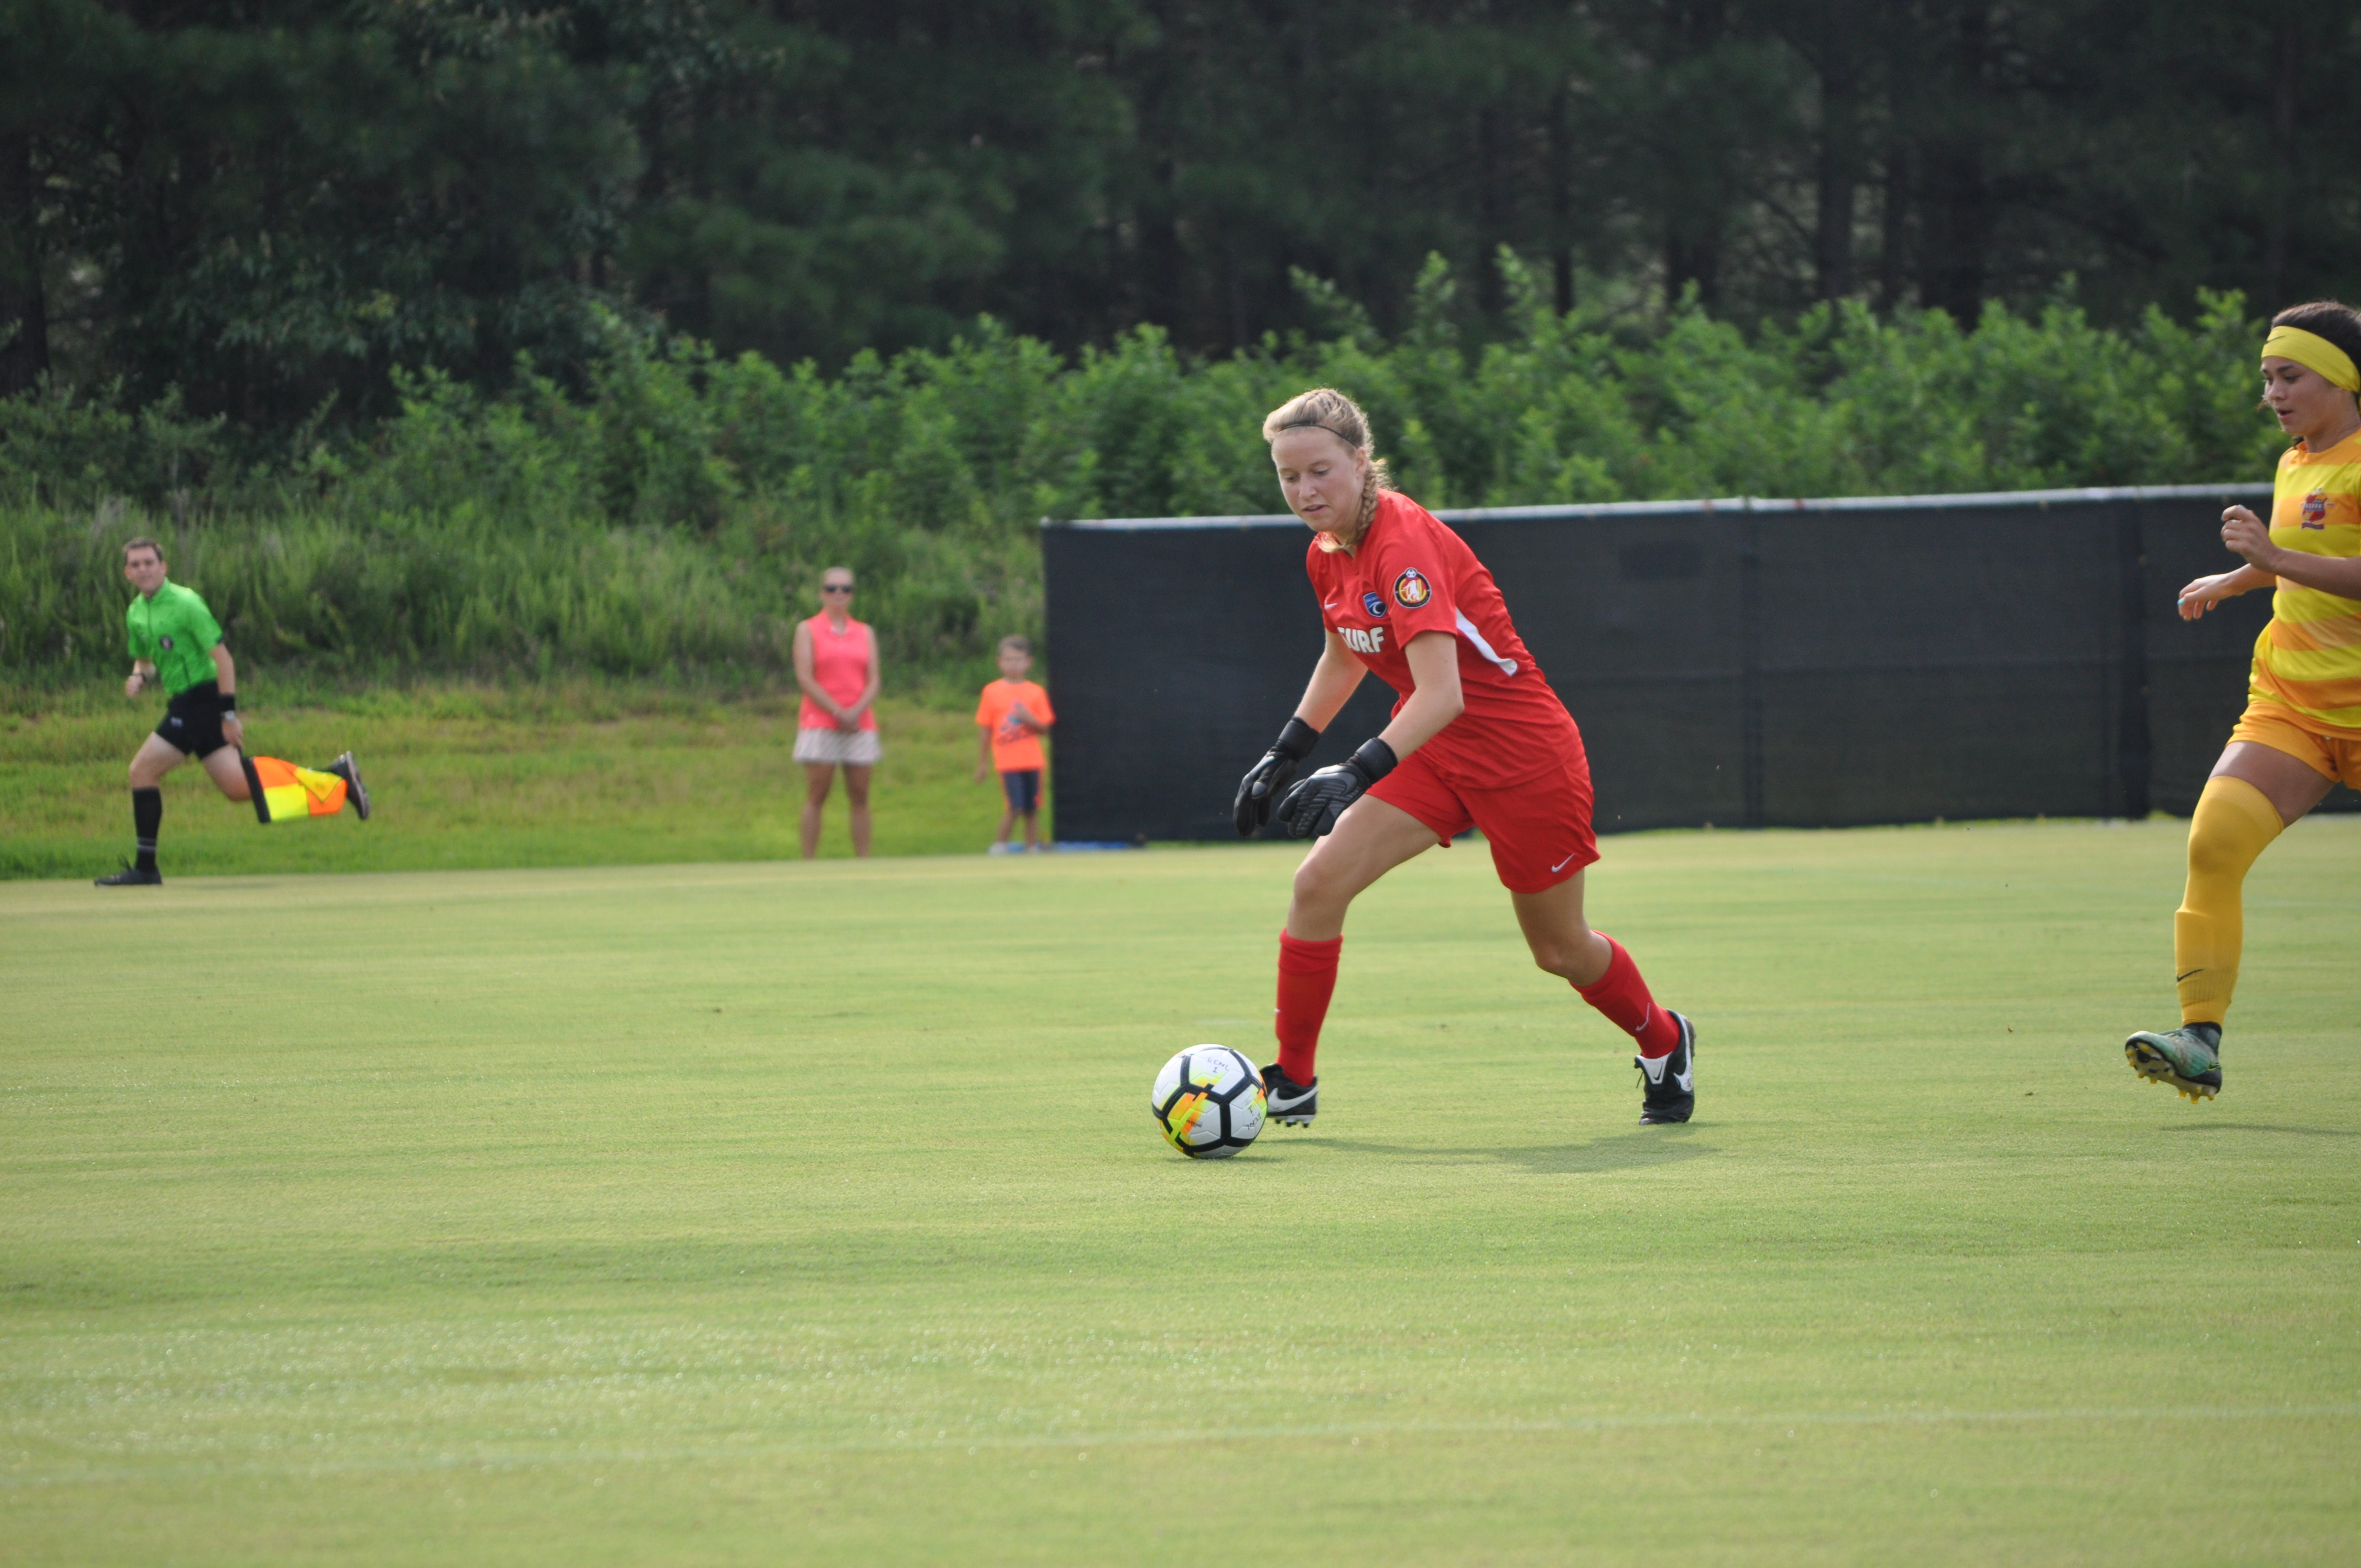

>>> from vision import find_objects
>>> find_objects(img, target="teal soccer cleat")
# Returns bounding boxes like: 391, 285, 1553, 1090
2125, 1024, 2222, 1102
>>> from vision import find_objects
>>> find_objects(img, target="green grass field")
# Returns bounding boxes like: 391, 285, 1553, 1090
5, 820, 2358, 1565
0, 689, 1031, 880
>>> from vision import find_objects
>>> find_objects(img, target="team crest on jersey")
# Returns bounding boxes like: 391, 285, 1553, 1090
1392, 569, 1432, 608
158, 635, 175, 650
1361, 591, 1389, 618
2302, 487, 2329, 528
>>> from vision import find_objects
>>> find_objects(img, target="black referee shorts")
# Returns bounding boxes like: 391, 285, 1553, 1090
154, 682, 231, 758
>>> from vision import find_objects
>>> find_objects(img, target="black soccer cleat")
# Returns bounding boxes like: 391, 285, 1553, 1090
1260, 1061, 1318, 1127
1636, 1011, 1696, 1124
94, 858, 163, 887
2125, 1023, 2221, 1102
327, 752, 371, 820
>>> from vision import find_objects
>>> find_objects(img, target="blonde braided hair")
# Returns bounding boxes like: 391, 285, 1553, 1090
1262, 388, 1392, 550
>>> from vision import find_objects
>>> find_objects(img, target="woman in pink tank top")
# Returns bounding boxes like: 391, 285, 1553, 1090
791, 567, 883, 857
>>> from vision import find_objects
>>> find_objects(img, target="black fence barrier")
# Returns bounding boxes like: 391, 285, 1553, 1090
1041, 484, 2356, 844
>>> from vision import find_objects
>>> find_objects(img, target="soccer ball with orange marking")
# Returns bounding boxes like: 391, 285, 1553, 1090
1150, 1046, 1267, 1158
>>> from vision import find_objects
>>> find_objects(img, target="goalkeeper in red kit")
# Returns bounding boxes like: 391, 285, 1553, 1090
1234, 389, 1696, 1128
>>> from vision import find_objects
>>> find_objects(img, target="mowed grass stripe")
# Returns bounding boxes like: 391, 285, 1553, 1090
3, 822, 2358, 1565
11, 1403, 2360, 1480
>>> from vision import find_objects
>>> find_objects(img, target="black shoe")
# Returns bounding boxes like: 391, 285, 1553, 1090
327, 752, 370, 820
1260, 1061, 1318, 1126
1636, 1011, 1695, 1124
95, 858, 163, 887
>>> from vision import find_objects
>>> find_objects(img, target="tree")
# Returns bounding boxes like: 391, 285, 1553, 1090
4, 0, 2355, 434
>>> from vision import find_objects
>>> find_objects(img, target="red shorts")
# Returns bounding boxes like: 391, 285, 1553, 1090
1367, 742, 1598, 894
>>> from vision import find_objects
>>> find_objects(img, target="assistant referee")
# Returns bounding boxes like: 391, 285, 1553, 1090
98, 537, 369, 885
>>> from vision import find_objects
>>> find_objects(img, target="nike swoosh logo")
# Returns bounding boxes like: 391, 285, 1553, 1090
2175, 969, 2202, 982
1674, 1066, 1694, 1093
1551, 853, 1577, 873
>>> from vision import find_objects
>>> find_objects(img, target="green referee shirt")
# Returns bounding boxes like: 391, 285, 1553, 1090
125, 580, 224, 696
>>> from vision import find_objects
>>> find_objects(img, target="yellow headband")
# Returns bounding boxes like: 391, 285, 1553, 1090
2262, 325, 2360, 393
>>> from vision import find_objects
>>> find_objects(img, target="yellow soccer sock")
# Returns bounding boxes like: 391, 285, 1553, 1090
2173, 776, 2283, 1026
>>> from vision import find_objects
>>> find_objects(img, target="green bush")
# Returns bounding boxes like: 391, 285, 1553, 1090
0, 270, 2284, 692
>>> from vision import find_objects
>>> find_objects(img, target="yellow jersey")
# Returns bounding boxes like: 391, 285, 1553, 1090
2248, 428, 2361, 736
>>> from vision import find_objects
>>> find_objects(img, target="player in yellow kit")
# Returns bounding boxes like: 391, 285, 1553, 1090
2126, 302, 2361, 1098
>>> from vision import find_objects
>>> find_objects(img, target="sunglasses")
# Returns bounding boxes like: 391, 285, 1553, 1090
822, 583, 855, 593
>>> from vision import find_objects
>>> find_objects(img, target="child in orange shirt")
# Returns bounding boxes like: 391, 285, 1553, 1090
975, 635, 1056, 852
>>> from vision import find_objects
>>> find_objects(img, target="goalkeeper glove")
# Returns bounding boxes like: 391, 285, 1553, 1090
1233, 717, 1322, 837
1274, 737, 1397, 840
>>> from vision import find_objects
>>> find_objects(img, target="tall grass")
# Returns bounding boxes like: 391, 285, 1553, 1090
2, 265, 2282, 690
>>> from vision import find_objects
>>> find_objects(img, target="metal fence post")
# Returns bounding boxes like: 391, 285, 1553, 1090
1739, 502, 1765, 830
2114, 502, 2154, 819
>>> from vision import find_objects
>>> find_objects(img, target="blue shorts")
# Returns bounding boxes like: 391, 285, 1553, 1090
1000, 769, 1041, 813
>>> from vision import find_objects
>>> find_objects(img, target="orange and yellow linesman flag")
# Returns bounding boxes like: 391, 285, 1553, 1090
244, 756, 347, 824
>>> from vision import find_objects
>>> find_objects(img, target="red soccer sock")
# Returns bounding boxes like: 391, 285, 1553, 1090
1274, 930, 1343, 1083
1574, 934, 1682, 1057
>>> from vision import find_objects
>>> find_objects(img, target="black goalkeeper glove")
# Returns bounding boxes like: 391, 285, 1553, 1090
1233, 717, 1323, 837
1273, 737, 1397, 840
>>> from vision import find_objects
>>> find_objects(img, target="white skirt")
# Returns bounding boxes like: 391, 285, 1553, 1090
793, 726, 882, 766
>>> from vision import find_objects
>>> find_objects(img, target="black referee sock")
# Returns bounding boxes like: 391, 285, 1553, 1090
132, 787, 162, 872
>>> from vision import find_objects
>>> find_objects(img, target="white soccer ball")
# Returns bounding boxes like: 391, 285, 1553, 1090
1150, 1045, 1267, 1158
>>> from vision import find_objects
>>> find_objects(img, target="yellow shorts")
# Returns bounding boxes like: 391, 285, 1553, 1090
2229, 704, 2361, 790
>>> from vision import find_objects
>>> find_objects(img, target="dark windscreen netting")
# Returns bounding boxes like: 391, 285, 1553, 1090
1448, 508, 1749, 834
1037, 524, 1398, 842
1042, 486, 2338, 844
1750, 499, 2136, 824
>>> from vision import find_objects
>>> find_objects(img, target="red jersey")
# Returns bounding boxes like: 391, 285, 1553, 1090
1305, 490, 1580, 786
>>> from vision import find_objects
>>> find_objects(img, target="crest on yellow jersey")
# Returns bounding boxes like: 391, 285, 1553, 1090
2302, 487, 2329, 528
